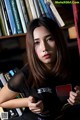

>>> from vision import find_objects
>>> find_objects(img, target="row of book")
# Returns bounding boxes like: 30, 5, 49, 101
0, 0, 65, 36
0, 68, 24, 119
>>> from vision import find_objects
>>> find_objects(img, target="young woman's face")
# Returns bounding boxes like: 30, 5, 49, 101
33, 26, 57, 68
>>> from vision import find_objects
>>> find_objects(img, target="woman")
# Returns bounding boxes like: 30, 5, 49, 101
0, 17, 80, 120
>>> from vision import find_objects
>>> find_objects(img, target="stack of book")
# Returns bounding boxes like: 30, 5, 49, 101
0, 0, 65, 36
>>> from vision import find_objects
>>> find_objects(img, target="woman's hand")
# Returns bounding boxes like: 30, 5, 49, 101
67, 86, 80, 105
27, 96, 44, 114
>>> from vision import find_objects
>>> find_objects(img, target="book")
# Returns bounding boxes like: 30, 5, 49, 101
19, 0, 29, 30
10, 0, 23, 34
1, 0, 12, 35
46, 0, 65, 27
0, 28, 2, 36
4, 0, 17, 34
38, 0, 46, 17
0, 5, 7, 36
45, 1, 55, 20
0, 0, 10, 35
24, 0, 33, 21
56, 84, 72, 102
33, 0, 42, 18
15, 0, 27, 33
28, 0, 37, 19
39, 0, 51, 18
0, 73, 7, 86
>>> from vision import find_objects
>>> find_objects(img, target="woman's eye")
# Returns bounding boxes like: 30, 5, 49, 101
46, 37, 53, 41
34, 41, 40, 45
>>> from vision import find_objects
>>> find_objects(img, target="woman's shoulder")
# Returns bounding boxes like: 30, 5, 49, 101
21, 64, 29, 79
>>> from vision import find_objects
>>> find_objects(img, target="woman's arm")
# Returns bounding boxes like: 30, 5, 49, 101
0, 84, 44, 113
0, 84, 19, 103
0, 84, 28, 108
0, 98, 29, 108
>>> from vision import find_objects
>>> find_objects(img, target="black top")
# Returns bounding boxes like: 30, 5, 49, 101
7, 64, 80, 120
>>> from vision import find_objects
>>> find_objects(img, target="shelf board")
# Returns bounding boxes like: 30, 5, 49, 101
0, 33, 26, 40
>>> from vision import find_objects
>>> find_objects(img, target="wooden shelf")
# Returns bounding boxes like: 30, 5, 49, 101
0, 33, 26, 40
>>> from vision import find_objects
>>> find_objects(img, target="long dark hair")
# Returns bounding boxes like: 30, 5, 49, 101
26, 17, 70, 87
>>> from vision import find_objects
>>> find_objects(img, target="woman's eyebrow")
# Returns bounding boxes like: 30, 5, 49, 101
34, 34, 52, 41
44, 34, 52, 38
34, 38, 39, 41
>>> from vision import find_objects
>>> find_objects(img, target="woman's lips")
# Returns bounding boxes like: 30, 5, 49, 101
43, 54, 51, 58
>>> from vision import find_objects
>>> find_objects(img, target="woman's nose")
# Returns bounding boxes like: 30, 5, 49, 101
41, 41, 47, 52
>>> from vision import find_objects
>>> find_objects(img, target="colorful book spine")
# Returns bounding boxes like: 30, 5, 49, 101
10, 0, 23, 34
4, 0, 17, 34
15, 0, 27, 33
39, 0, 50, 18
38, 0, 46, 16
45, 1, 55, 20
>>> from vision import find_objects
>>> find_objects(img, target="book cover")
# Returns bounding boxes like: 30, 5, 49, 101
56, 84, 72, 102
10, 0, 23, 34
4, 0, 17, 34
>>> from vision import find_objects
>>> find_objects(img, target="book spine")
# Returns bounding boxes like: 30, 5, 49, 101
0, 0, 10, 35
24, 0, 33, 21
28, 0, 37, 19
4, 0, 17, 34
45, 1, 55, 20
39, 0, 50, 18
15, 0, 27, 33
46, 0, 65, 27
33, 0, 42, 18
0, 6, 7, 36
2, 0, 12, 35
0, 73, 7, 86
38, 0, 46, 16
19, 0, 29, 29
10, 0, 23, 34
0, 29, 2, 36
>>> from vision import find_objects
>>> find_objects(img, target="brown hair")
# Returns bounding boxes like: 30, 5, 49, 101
26, 17, 70, 87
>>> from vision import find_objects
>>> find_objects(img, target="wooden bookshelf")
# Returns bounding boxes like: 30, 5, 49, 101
0, 33, 26, 40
